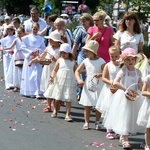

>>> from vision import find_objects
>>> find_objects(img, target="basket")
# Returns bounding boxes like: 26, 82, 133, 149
87, 76, 99, 92
15, 59, 24, 67
124, 83, 139, 101
38, 52, 52, 65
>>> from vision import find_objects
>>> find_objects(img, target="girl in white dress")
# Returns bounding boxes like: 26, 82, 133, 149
103, 47, 143, 149
137, 75, 150, 150
1, 27, 26, 92
96, 45, 120, 139
75, 40, 105, 130
0, 24, 16, 89
20, 22, 45, 98
38, 31, 63, 112
49, 43, 77, 122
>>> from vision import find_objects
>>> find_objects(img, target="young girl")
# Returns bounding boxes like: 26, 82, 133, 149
137, 74, 150, 150
48, 43, 77, 121
0, 24, 16, 89
0, 27, 26, 92
20, 22, 45, 98
40, 31, 63, 112
103, 47, 143, 149
96, 45, 120, 139
75, 40, 106, 130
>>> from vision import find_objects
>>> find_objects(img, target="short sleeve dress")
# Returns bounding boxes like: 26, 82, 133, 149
50, 58, 76, 102
137, 74, 150, 128
79, 57, 105, 106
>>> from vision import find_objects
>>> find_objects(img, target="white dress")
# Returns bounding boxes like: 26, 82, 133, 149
50, 58, 76, 102
0, 35, 16, 88
96, 62, 120, 116
6, 38, 24, 88
137, 74, 150, 128
20, 34, 45, 96
40, 46, 60, 92
103, 66, 143, 135
113, 30, 144, 53
79, 58, 105, 106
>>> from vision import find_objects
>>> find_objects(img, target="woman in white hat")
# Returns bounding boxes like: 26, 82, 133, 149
75, 40, 106, 130
0, 24, 16, 89
48, 43, 77, 121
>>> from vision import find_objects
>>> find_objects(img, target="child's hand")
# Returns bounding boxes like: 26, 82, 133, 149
77, 79, 84, 88
49, 76, 54, 84
9, 50, 14, 55
94, 73, 102, 78
110, 84, 118, 94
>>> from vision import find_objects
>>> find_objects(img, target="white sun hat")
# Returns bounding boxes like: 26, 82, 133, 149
44, 31, 64, 43
59, 43, 72, 53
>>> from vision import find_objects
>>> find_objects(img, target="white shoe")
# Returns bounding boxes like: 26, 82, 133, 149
36, 94, 45, 99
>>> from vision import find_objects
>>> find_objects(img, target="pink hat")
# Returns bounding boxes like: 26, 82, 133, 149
120, 48, 137, 60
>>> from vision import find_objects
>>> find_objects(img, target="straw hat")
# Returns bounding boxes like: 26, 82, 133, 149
6, 24, 15, 30
82, 40, 99, 55
59, 43, 72, 53
45, 31, 63, 43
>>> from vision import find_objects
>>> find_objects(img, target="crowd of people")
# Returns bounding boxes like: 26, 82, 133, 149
0, 6, 150, 150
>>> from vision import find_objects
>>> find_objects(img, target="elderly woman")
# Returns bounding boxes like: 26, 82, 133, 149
72, 13, 94, 101
54, 17, 73, 46
86, 11, 114, 62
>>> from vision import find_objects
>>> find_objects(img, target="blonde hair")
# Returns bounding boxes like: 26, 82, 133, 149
54, 18, 66, 27
80, 13, 94, 26
109, 45, 120, 53
93, 11, 107, 19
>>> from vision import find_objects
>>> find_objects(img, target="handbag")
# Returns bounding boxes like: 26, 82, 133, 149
87, 77, 99, 92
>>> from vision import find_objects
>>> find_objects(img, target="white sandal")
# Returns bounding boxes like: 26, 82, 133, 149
83, 123, 89, 130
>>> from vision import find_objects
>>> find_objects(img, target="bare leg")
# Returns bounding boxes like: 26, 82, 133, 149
145, 128, 150, 149
95, 110, 101, 122
84, 106, 91, 124
65, 102, 71, 118
43, 98, 52, 112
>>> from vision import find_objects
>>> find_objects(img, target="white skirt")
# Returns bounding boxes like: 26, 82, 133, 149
79, 78, 103, 106
96, 83, 113, 117
137, 97, 150, 128
103, 89, 143, 135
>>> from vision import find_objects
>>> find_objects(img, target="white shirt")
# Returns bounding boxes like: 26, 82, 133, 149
114, 30, 144, 53
24, 17, 47, 33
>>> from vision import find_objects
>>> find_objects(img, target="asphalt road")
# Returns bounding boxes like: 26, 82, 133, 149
0, 61, 145, 150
